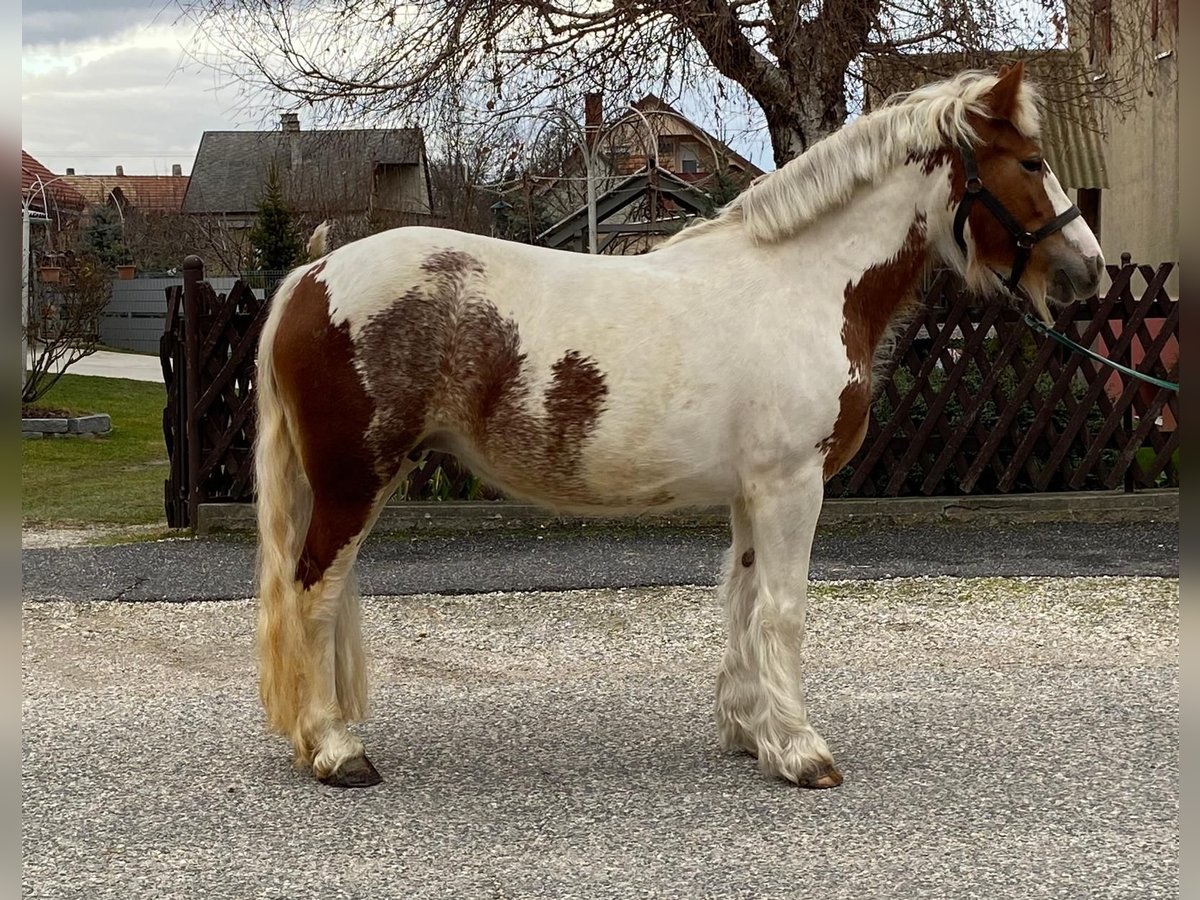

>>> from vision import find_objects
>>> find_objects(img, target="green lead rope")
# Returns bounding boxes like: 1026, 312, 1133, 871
1022, 313, 1179, 393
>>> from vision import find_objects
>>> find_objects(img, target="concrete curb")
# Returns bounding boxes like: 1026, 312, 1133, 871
195, 489, 1178, 535
22, 414, 111, 439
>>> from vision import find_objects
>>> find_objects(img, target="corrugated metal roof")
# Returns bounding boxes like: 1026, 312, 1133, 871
864, 50, 1108, 189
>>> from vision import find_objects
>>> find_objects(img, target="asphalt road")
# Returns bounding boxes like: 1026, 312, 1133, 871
22, 577, 1178, 899
21, 520, 1178, 602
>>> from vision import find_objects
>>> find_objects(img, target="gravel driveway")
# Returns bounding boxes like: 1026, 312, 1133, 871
22, 575, 1177, 899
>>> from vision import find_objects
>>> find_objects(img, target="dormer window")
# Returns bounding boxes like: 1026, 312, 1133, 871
680, 147, 700, 174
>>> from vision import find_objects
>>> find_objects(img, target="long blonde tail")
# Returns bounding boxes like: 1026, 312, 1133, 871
254, 275, 314, 741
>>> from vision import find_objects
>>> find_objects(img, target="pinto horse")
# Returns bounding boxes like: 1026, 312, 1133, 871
254, 63, 1102, 788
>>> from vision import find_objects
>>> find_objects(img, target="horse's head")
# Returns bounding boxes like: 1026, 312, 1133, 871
950, 62, 1104, 323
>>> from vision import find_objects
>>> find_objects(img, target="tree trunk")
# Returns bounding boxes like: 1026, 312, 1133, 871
760, 0, 882, 167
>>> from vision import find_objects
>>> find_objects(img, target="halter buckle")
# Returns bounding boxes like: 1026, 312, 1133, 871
1016, 232, 1036, 250
965, 176, 984, 194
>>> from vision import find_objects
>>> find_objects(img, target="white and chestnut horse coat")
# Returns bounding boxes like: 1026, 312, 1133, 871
253, 64, 1103, 788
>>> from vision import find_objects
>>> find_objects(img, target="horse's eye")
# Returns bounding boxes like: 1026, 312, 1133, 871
1021, 158, 1044, 173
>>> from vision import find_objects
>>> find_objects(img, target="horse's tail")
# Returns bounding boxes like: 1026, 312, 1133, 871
254, 269, 314, 742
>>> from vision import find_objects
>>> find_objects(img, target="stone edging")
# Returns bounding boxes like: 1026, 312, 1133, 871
195, 489, 1178, 535
22, 414, 112, 440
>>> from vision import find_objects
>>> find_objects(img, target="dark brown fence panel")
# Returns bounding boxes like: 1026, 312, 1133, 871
186, 277, 269, 523
162, 256, 269, 527
825, 261, 1179, 497
160, 283, 188, 528
164, 258, 1179, 526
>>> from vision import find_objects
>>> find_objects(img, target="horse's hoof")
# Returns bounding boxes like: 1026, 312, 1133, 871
319, 754, 383, 788
798, 764, 844, 789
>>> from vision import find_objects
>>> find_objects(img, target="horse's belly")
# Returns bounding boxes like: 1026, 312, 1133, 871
436, 425, 731, 514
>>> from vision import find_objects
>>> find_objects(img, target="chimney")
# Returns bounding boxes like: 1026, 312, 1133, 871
172, 164, 182, 176
65, 167, 75, 175
115, 165, 124, 176
584, 93, 602, 149
281, 112, 302, 167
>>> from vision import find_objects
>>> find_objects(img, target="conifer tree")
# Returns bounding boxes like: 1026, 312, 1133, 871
249, 163, 303, 271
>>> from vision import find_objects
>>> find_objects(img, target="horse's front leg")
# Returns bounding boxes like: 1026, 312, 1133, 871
715, 467, 842, 788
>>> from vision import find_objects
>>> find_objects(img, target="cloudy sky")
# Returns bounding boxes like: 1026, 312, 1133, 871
22, 0, 274, 177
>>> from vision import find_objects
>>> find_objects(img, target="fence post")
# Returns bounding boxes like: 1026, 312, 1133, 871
1119, 252, 1135, 494
183, 255, 204, 527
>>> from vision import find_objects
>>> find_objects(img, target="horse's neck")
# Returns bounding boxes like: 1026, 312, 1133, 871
657, 162, 945, 362
777, 165, 941, 366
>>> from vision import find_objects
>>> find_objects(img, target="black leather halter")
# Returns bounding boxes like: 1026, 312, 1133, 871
952, 144, 1083, 293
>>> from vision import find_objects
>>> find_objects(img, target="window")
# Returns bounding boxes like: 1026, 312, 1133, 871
1152, 0, 1178, 44
1078, 188, 1101, 241
679, 141, 702, 175
1090, 0, 1112, 65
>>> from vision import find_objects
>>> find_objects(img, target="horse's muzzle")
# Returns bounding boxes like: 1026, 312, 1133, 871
1050, 253, 1104, 303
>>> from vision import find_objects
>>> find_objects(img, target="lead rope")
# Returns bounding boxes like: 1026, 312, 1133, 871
1022, 313, 1179, 392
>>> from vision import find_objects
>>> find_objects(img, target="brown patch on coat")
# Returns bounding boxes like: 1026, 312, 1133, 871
905, 147, 954, 177
818, 217, 929, 480
544, 351, 609, 470
353, 249, 610, 503
741, 549, 755, 568
270, 264, 384, 588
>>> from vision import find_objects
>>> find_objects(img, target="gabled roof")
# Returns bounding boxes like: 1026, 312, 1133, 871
537, 96, 765, 194
62, 174, 190, 213
863, 50, 1109, 189
538, 165, 714, 250
21, 151, 87, 213
628, 95, 763, 176
182, 127, 427, 215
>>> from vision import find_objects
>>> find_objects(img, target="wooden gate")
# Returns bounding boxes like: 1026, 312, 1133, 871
162, 257, 271, 528
163, 256, 1179, 527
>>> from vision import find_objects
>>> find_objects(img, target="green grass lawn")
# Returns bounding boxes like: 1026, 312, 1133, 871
22, 375, 169, 527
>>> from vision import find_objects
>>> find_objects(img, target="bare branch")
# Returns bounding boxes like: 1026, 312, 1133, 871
174, 0, 1151, 170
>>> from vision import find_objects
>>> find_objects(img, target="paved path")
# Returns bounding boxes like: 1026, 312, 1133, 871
24, 349, 162, 382
22, 577, 1177, 899
21, 520, 1179, 602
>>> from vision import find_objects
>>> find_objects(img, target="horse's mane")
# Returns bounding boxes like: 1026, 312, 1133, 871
662, 70, 1042, 248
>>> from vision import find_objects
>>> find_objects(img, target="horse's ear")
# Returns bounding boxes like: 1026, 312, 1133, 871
983, 61, 1025, 121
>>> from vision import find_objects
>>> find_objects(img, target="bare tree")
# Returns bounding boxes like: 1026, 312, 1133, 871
23, 252, 112, 406
123, 210, 259, 276
175, 0, 1139, 169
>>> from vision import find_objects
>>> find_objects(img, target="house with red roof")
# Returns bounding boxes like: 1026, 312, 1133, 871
60, 164, 189, 215
21, 151, 87, 227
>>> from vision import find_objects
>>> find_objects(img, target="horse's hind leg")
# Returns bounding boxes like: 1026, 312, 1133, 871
291, 490, 381, 786
328, 461, 415, 738
294, 465, 413, 787
715, 467, 842, 788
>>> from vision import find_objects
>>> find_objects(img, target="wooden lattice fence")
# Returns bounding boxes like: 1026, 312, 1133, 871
826, 260, 1179, 497
162, 257, 271, 527
162, 257, 1178, 527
